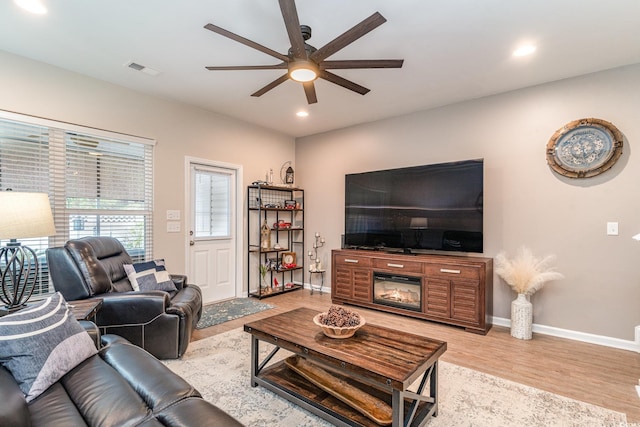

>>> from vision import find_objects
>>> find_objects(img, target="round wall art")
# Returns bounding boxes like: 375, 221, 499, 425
546, 118, 623, 178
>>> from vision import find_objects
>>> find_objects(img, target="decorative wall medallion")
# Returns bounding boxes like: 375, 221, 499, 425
546, 118, 623, 178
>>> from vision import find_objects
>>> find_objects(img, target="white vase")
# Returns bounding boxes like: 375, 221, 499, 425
510, 293, 532, 340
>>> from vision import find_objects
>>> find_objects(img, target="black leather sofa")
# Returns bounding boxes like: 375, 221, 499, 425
47, 237, 203, 360
0, 331, 243, 426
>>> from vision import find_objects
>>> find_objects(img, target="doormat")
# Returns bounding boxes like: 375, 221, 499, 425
196, 298, 275, 329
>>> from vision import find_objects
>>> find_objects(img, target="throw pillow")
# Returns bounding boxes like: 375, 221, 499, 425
123, 259, 177, 292
0, 292, 98, 402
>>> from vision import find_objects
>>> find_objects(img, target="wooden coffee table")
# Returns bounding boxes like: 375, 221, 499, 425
244, 307, 447, 427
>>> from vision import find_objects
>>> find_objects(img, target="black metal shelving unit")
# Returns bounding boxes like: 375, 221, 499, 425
247, 185, 304, 299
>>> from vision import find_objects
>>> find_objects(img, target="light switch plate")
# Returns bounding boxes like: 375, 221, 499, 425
167, 221, 181, 232
166, 210, 181, 220
606, 222, 618, 236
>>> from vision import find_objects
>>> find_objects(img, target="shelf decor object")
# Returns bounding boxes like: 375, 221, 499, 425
0, 191, 56, 315
308, 232, 326, 294
282, 252, 296, 268
260, 220, 271, 249
546, 118, 624, 178
308, 232, 325, 272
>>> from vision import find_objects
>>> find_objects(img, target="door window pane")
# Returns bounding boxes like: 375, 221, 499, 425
194, 169, 231, 238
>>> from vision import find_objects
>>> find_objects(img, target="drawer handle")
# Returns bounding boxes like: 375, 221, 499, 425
387, 263, 404, 268
344, 259, 359, 264
440, 268, 461, 274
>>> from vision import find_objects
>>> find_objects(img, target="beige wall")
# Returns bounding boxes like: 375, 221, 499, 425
2, 48, 638, 342
0, 51, 296, 283
296, 64, 640, 341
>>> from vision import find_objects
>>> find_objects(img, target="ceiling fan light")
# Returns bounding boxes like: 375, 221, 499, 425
289, 61, 318, 82
290, 68, 317, 82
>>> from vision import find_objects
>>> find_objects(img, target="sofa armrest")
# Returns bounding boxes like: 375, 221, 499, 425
79, 320, 101, 349
0, 366, 30, 426
96, 292, 171, 325
170, 274, 187, 290
100, 337, 201, 404
167, 285, 202, 318
101, 333, 133, 348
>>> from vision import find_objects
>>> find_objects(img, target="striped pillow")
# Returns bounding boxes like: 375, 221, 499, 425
0, 292, 98, 402
123, 259, 177, 292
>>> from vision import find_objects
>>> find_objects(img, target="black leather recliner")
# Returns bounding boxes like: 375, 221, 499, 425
47, 236, 203, 359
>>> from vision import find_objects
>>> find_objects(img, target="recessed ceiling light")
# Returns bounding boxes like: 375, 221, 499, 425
296, 111, 309, 118
513, 44, 536, 57
14, 0, 47, 14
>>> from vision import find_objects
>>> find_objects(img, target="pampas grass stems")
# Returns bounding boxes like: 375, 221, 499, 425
495, 247, 564, 295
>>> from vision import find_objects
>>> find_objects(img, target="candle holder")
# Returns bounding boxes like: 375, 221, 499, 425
308, 232, 325, 272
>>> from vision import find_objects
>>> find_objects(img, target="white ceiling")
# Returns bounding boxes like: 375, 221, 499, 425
1, 0, 639, 138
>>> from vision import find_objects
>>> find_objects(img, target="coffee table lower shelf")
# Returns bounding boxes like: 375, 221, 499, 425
255, 360, 436, 427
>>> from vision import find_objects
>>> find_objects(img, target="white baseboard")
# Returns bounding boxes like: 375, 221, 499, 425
493, 317, 640, 353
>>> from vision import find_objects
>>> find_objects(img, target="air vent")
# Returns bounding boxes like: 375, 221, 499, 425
125, 61, 161, 76
127, 62, 145, 71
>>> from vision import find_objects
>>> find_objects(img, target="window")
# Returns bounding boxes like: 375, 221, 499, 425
0, 111, 155, 298
193, 166, 231, 239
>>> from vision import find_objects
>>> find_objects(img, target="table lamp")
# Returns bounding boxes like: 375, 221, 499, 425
0, 191, 56, 315
410, 217, 428, 248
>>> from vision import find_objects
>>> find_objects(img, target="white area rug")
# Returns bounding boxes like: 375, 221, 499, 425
164, 328, 626, 426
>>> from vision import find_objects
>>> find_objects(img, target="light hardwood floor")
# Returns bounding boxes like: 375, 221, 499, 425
193, 289, 640, 423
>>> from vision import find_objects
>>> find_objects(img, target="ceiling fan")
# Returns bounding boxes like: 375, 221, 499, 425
204, 0, 404, 104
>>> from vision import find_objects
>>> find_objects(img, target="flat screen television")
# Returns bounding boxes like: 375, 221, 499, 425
344, 159, 484, 253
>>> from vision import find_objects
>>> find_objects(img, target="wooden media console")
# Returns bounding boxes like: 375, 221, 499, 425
331, 249, 493, 334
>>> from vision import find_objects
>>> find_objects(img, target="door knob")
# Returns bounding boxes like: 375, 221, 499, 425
189, 240, 195, 246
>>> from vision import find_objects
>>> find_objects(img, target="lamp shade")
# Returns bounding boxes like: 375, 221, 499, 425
410, 217, 428, 229
0, 192, 56, 239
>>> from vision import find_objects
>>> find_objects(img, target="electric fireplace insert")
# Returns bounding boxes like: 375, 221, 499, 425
373, 272, 422, 312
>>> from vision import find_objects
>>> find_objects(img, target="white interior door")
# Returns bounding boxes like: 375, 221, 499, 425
188, 162, 237, 303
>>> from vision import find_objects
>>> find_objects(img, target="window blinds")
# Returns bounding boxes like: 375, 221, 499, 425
0, 110, 155, 298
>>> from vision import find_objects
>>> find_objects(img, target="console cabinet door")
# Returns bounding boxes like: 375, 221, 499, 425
334, 266, 354, 300
334, 266, 371, 302
352, 269, 372, 302
424, 278, 450, 318
451, 280, 480, 324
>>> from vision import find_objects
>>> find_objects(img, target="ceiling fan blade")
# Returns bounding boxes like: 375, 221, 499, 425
310, 12, 387, 63
251, 74, 290, 97
206, 63, 288, 71
319, 70, 370, 95
303, 82, 318, 104
204, 23, 289, 62
320, 59, 404, 70
278, 0, 307, 60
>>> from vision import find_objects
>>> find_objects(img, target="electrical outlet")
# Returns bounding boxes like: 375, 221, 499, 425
606, 222, 618, 236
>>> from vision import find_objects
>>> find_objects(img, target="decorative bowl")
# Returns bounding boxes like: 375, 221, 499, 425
313, 313, 365, 339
